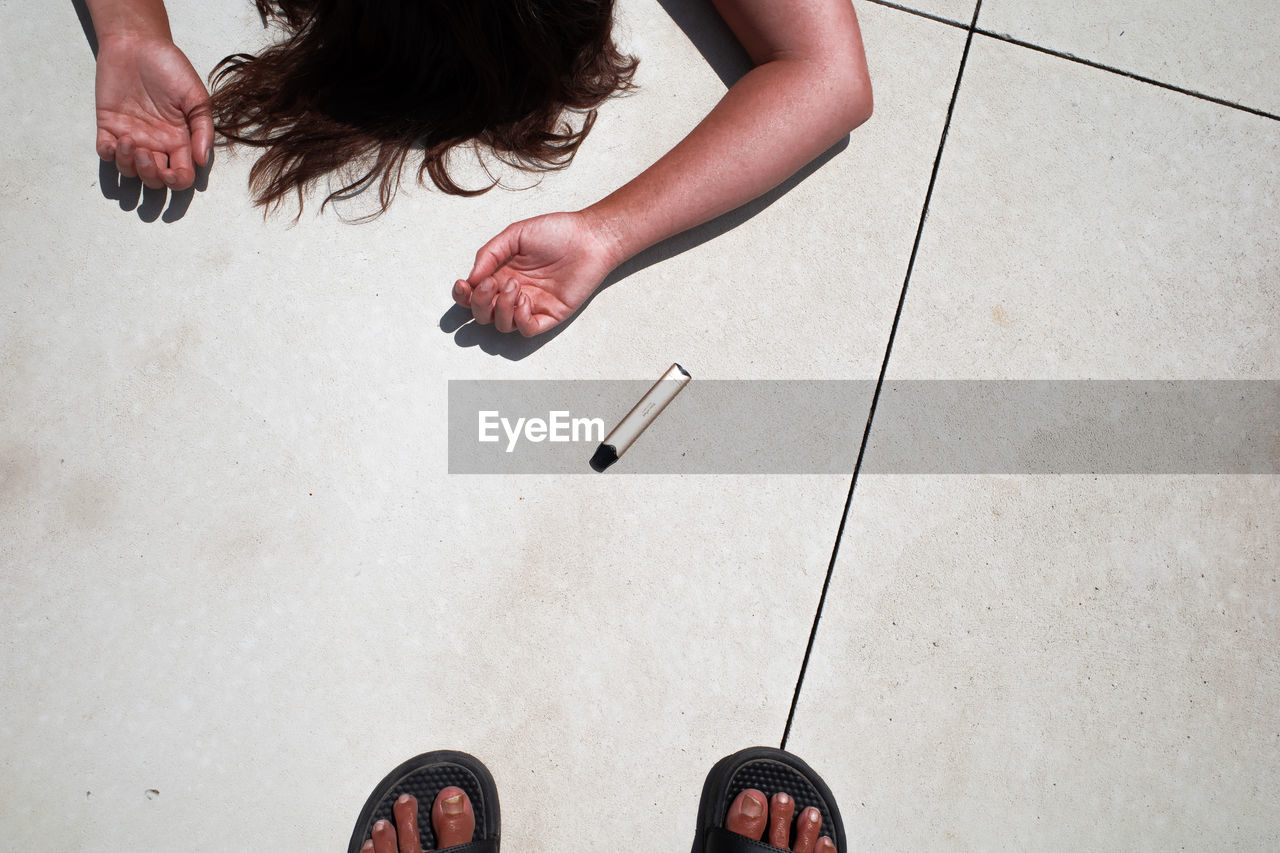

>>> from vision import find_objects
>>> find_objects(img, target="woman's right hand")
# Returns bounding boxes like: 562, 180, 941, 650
452, 210, 625, 337
95, 34, 213, 190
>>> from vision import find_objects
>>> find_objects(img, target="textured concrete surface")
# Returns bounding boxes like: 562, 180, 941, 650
883, 33, 1280, 380
786, 23, 1279, 853
788, 475, 1279, 851
2, 1, 1276, 852
979, 0, 1280, 116
889, 0, 978, 26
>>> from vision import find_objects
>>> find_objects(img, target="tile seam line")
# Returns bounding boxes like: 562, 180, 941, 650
863, 0, 1280, 122
972, 29, 1280, 121
779, 0, 985, 751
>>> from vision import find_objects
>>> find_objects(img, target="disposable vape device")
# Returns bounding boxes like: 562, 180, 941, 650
589, 363, 692, 472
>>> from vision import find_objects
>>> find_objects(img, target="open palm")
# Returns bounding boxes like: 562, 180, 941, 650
453, 212, 622, 336
95, 36, 213, 190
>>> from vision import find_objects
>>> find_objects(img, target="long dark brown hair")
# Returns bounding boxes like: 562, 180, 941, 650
210, 0, 637, 216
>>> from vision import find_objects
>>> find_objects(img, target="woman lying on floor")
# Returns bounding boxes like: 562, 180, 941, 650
86, 0, 872, 336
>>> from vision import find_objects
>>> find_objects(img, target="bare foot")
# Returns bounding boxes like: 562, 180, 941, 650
360, 786, 475, 853
725, 788, 837, 853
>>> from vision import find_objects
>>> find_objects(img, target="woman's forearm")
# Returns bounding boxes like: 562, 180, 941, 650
583, 0, 872, 266
84, 0, 173, 42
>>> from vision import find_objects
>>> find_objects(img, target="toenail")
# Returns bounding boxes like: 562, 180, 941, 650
740, 795, 764, 818
397, 794, 411, 804
374, 820, 389, 831
442, 793, 465, 815
776, 793, 790, 805
805, 808, 820, 822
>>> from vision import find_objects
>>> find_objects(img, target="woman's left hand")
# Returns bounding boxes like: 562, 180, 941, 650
453, 211, 623, 337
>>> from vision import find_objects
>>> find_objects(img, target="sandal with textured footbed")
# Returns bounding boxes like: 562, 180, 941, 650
691, 747, 845, 853
348, 750, 500, 853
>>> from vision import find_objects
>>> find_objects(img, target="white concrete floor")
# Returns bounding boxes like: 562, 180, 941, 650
2, 0, 1276, 850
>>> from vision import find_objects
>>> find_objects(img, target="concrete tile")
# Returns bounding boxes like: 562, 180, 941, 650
787, 33, 1279, 853
978, 0, 1280, 116
889, 36, 1279, 380
0, 2, 964, 852
787, 475, 1280, 851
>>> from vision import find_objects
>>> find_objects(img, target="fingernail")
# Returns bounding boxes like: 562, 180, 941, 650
502, 280, 515, 293
442, 794, 465, 815
740, 794, 764, 819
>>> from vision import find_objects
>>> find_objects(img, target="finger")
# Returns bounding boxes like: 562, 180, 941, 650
468, 223, 523, 284
371, 818, 397, 853
187, 100, 215, 168
452, 278, 473, 308
792, 807, 822, 853
816, 835, 837, 853
469, 276, 500, 325
162, 145, 196, 190
768, 793, 795, 849
724, 789, 768, 841
96, 128, 118, 162
493, 280, 520, 333
115, 137, 139, 179
392, 794, 422, 853
514, 292, 561, 338
134, 147, 165, 189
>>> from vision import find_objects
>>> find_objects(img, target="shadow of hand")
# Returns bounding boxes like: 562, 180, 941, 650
439, 302, 580, 361
97, 148, 214, 223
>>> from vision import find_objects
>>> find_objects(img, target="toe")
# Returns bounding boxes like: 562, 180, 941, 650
371, 818, 398, 853
392, 794, 423, 853
725, 789, 768, 841
431, 786, 476, 850
768, 792, 795, 849
792, 807, 822, 853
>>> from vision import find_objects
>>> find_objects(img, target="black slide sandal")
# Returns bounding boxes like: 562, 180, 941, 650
348, 750, 501, 853
691, 747, 846, 853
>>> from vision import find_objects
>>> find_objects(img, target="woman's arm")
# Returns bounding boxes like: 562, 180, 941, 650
588, 0, 872, 264
85, 0, 173, 40
86, 0, 213, 190
454, 0, 872, 336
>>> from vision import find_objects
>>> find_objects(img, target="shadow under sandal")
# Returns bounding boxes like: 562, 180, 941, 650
348, 749, 501, 853
691, 747, 846, 853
